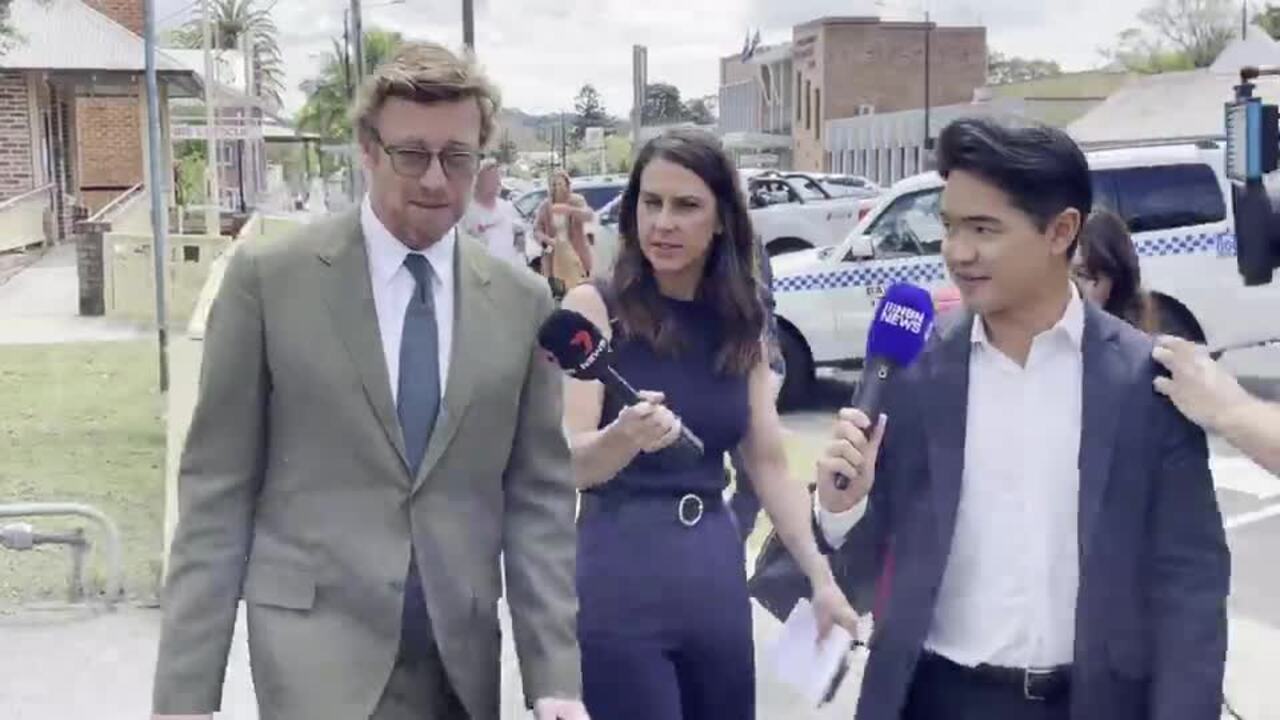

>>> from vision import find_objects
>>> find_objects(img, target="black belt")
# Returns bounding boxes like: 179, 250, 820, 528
920, 651, 1072, 702
579, 490, 724, 527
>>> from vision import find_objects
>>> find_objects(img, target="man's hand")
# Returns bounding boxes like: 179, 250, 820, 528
534, 697, 590, 719
811, 577, 861, 642
816, 409, 886, 513
1152, 335, 1251, 432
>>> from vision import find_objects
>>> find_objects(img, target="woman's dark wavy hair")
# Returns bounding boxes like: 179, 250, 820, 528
1079, 209, 1158, 332
612, 127, 764, 376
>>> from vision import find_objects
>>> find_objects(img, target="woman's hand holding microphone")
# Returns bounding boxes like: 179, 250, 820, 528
611, 391, 684, 455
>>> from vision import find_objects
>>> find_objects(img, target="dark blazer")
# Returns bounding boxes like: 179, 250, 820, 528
842, 301, 1230, 720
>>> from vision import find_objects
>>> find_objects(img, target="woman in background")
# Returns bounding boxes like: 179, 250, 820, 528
534, 169, 594, 294
1074, 208, 1203, 341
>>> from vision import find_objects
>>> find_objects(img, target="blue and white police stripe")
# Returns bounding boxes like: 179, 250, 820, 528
775, 232, 1238, 295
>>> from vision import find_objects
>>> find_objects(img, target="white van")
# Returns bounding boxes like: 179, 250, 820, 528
770, 142, 1280, 405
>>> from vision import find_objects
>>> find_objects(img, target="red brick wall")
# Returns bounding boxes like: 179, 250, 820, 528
0, 72, 34, 202
84, 0, 143, 36
77, 96, 143, 211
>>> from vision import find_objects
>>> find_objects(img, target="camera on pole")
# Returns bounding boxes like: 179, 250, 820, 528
1224, 65, 1280, 285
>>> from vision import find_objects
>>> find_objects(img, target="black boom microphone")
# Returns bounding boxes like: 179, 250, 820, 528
538, 308, 705, 466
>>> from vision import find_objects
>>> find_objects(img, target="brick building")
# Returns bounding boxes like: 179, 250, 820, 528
718, 16, 987, 173
791, 16, 986, 172
0, 0, 199, 246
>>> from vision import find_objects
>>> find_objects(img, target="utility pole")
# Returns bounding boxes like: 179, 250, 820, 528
144, 0, 170, 391
560, 111, 567, 172
342, 11, 353, 100
350, 0, 366, 198
632, 45, 648, 153
242, 29, 256, 210
201, 0, 220, 235
462, 0, 475, 51
923, 9, 932, 153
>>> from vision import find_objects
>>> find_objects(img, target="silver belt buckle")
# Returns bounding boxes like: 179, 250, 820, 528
1024, 668, 1052, 702
677, 494, 704, 527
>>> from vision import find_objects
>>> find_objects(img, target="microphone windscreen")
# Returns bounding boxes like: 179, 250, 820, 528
537, 308, 609, 380
866, 283, 936, 368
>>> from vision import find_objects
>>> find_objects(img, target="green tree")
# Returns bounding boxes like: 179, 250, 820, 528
642, 82, 684, 124
986, 52, 1063, 85
572, 84, 609, 144
1105, 0, 1235, 72
683, 97, 716, 125
295, 29, 404, 144
1256, 3, 1280, 39
0, 0, 53, 54
169, 0, 285, 109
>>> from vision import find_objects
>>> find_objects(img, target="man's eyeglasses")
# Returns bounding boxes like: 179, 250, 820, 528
370, 129, 480, 179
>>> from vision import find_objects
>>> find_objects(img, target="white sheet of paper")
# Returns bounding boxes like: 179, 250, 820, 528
765, 598, 855, 706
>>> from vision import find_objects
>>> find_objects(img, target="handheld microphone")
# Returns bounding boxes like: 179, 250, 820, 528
538, 308, 705, 465
834, 283, 936, 490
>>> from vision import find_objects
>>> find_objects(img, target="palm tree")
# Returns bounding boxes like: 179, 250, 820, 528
170, 0, 285, 109
296, 28, 404, 143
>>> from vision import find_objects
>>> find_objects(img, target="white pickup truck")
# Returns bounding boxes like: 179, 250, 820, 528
742, 170, 868, 256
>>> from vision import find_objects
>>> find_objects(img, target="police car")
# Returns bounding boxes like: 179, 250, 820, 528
770, 142, 1280, 406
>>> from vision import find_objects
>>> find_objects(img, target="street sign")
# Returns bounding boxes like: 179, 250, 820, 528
171, 124, 265, 141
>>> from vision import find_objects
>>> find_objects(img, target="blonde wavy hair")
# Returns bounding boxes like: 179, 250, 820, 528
352, 41, 502, 148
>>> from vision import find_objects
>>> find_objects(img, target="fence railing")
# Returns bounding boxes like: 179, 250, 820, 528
0, 183, 55, 253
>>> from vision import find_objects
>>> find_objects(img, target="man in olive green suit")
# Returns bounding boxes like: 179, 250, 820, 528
151, 43, 586, 720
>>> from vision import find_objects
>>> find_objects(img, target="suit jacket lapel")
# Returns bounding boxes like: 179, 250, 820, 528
317, 210, 410, 475
413, 231, 493, 491
923, 312, 974, 552
1078, 302, 1126, 561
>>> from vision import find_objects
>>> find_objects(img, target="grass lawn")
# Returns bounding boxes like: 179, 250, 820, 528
0, 335, 830, 605
0, 341, 165, 607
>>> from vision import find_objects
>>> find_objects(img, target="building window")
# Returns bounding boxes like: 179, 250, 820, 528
804, 80, 811, 131
873, 148, 881, 182
898, 147, 907, 181
815, 88, 822, 140
796, 72, 802, 121
860, 149, 869, 176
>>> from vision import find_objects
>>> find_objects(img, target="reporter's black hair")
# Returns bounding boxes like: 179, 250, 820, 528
936, 116, 1092, 258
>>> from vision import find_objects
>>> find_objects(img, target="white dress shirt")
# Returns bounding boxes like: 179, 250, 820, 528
361, 196, 455, 402
818, 286, 1085, 669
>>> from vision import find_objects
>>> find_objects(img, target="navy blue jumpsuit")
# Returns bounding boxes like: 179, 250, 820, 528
577, 288, 755, 720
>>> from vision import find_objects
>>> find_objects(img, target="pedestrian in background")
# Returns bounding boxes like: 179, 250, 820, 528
535, 169, 593, 296
462, 158, 527, 269
1073, 208, 1202, 340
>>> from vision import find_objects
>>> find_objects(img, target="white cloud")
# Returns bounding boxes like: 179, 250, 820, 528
163, 0, 1153, 119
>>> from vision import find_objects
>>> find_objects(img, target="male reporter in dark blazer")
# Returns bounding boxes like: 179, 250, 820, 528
814, 118, 1229, 720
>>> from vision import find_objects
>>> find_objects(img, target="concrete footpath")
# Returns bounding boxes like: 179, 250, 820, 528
0, 243, 144, 345
0, 597, 1273, 719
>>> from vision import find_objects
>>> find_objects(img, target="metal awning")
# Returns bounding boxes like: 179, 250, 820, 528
1, 0, 202, 98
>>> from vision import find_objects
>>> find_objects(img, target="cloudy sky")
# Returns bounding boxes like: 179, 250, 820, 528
157, 0, 1158, 117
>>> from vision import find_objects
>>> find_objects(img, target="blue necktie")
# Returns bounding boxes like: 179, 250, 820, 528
397, 253, 440, 657
398, 253, 441, 474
